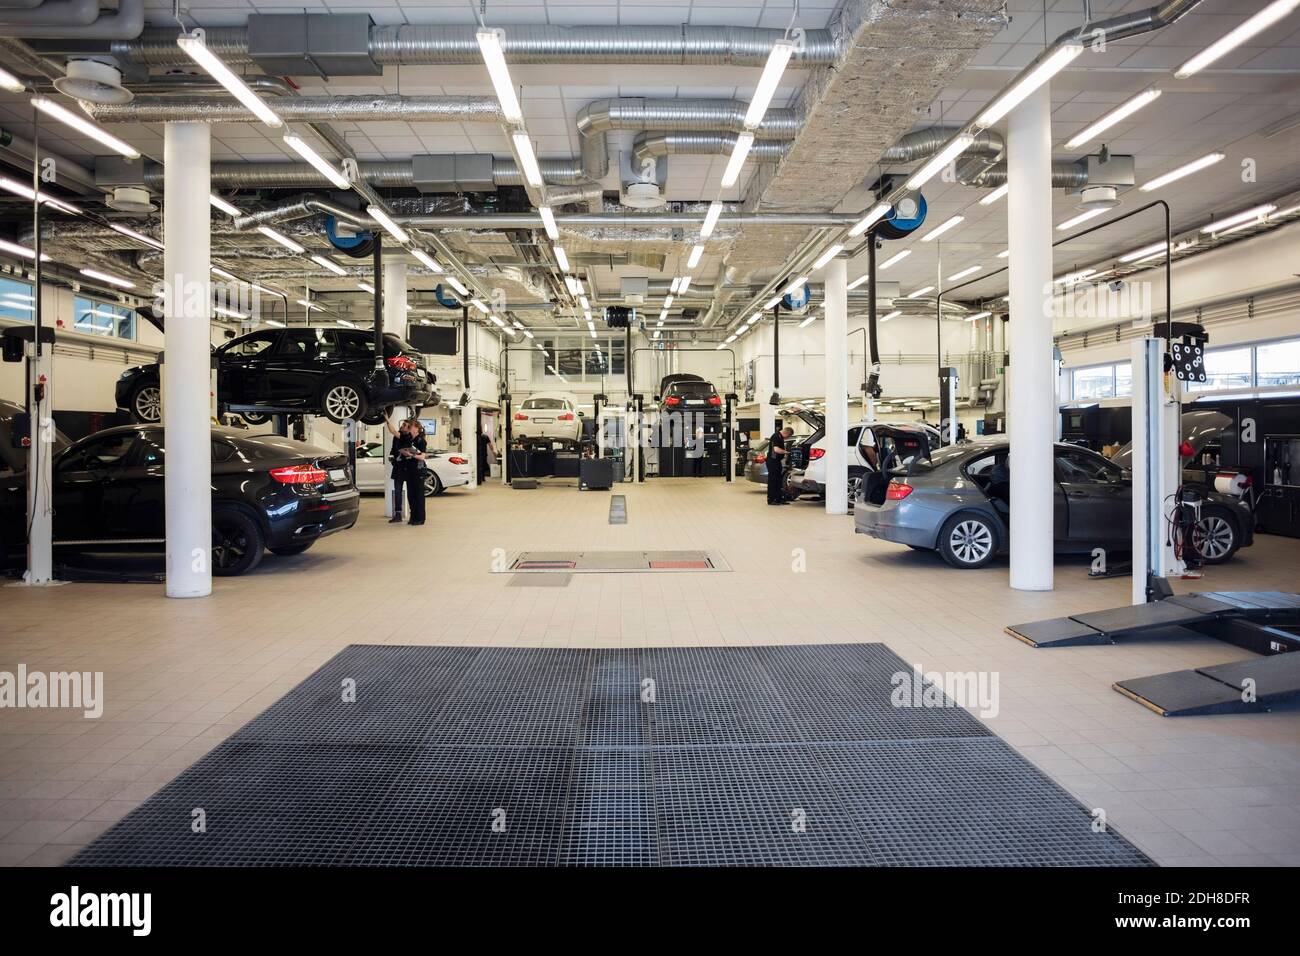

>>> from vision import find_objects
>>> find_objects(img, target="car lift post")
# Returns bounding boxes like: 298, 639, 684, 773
372, 235, 398, 517
502, 344, 511, 484
1132, 336, 1184, 604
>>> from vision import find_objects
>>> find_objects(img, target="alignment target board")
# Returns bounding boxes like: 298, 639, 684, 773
71, 644, 1151, 867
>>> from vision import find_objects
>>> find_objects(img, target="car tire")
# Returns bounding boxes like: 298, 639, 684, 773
424, 472, 444, 497
360, 407, 389, 426
937, 511, 999, 569
211, 508, 265, 577
1193, 507, 1240, 564
320, 378, 369, 424
128, 381, 162, 423
269, 544, 312, 557
239, 411, 272, 426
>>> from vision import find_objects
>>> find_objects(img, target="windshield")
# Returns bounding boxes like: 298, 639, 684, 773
669, 382, 715, 396
523, 398, 568, 410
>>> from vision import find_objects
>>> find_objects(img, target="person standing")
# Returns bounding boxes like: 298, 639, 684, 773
767, 425, 793, 505
385, 413, 428, 525
477, 425, 496, 484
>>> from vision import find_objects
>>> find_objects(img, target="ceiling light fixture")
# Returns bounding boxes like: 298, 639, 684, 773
79, 267, 134, 289
906, 135, 974, 191
411, 248, 442, 273
663, 295, 674, 309
1201, 203, 1277, 233
282, 134, 351, 189
847, 274, 870, 291
108, 222, 163, 250
1175, 0, 1300, 78
947, 265, 982, 282
669, 277, 681, 294
445, 275, 470, 297
744, 40, 795, 128
31, 96, 140, 158
687, 244, 704, 269
213, 306, 248, 319
310, 254, 346, 276
475, 27, 523, 123
720, 132, 755, 188
554, 246, 570, 271
177, 33, 282, 128
1057, 207, 1108, 230
747, 313, 762, 325
812, 244, 843, 271
700, 200, 723, 239
538, 206, 558, 240
880, 310, 902, 322
798, 314, 816, 329
977, 43, 1084, 128
1118, 241, 1168, 263
678, 276, 692, 294
0, 66, 25, 93
1054, 268, 1097, 285
996, 249, 1009, 258
763, 295, 782, 310
209, 194, 241, 217
357, 281, 375, 294
366, 205, 410, 243
579, 295, 590, 310
257, 225, 305, 253
784, 276, 808, 295
296, 299, 320, 311
879, 249, 911, 270
1140, 152, 1225, 192
849, 202, 892, 237
0, 176, 81, 214
920, 215, 964, 242
1066, 87, 1162, 148
965, 311, 992, 322
979, 184, 1009, 206
512, 133, 544, 188
471, 299, 489, 314
906, 286, 935, 299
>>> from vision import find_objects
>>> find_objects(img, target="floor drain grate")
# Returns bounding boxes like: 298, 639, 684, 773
70, 643, 1152, 868
608, 495, 627, 525
503, 550, 729, 573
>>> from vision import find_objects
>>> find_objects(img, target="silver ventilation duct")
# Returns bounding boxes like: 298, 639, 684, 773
83, 94, 503, 124
0, 0, 143, 39
879, 124, 1088, 189
110, 24, 837, 69
633, 132, 790, 167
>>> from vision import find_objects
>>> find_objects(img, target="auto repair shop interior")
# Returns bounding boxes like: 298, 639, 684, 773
2, 0, 1300, 891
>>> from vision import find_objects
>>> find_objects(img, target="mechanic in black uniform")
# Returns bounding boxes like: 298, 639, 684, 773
385, 413, 428, 525
767, 425, 793, 505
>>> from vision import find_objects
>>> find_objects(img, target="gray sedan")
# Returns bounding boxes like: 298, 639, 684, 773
854, 438, 1254, 569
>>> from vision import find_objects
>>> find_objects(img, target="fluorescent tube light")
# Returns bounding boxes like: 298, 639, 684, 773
1057, 207, 1108, 231
0, 176, 81, 215
80, 267, 134, 289
1066, 88, 1162, 148
686, 244, 704, 269
357, 282, 375, 294
257, 225, 305, 253
445, 275, 470, 297
979, 184, 1009, 206
471, 299, 489, 314
579, 295, 590, 310
920, 215, 963, 242
538, 206, 558, 240
965, 311, 992, 322
177, 33, 282, 128
1140, 152, 1225, 192
906, 135, 973, 191
669, 277, 681, 294
296, 299, 320, 311
31, 96, 140, 158
976, 44, 1084, 128
209, 194, 241, 217
879, 249, 911, 270
1201, 204, 1277, 233
475, 28, 523, 123
1118, 241, 1167, 263
0, 66, 25, 93
678, 276, 692, 294
906, 286, 935, 299
847, 274, 870, 290
812, 244, 843, 270
849, 202, 892, 237
879, 310, 902, 322
700, 200, 724, 240
747, 313, 762, 325
744, 40, 794, 128
366, 205, 409, 243
997, 249, 1010, 258
310, 254, 346, 276
720, 132, 754, 188
283, 134, 350, 189
411, 249, 442, 273
798, 314, 816, 328
554, 246, 570, 271
213, 306, 248, 319
108, 223, 163, 250
784, 276, 808, 295
947, 265, 982, 282
1175, 0, 1300, 79
512, 133, 543, 188
763, 296, 782, 310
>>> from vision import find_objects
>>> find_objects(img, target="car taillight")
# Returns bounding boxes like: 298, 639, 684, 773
886, 480, 913, 500
809, 447, 825, 460
1179, 441, 1195, 458
664, 396, 681, 406
707, 395, 722, 406
270, 464, 328, 485
386, 355, 417, 371
514, 413, 529, 421
557, 412, 575, 420
754, 454, 766, 464
447, 456, 468, 465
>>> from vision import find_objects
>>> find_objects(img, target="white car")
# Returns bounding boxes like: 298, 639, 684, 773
512, 391, 584, 445
789, 419, 942, 505
353, 442, 472, 496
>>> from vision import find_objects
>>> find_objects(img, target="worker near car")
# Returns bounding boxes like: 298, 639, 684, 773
477, 427, 496, 484
385, 413, 428, 526
767, 425, 794, 505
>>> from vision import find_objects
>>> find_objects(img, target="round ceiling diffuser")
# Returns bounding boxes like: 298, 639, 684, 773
53, 60, 134, 106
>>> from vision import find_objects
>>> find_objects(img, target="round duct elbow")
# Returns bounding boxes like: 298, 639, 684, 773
53, 60, 133, 105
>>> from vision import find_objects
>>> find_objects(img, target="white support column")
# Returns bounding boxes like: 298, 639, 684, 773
163, 121, 212, 598
823, 258, 849, 515
23, 336, 54, 584
1006, 82, 1055, 592
381, 256, 408, 516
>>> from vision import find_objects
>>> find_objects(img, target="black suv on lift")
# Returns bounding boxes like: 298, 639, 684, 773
656, 373, 724, 419
116, 326, 436, 425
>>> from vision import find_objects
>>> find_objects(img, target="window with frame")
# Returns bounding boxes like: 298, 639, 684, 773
535, 335, 625, 382
1189, 345, 1252, 392
1256, 338, 1300, 387
1071, 364, 1116, 399
0, 277, 34, 322
72, 296, 135, 340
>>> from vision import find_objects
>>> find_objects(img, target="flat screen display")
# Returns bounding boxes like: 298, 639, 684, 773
407, 324, 458, 355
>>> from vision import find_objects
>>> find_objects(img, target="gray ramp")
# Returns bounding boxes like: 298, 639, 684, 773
1005, 617, 1110, 648
1198, 652, 1300, 703
1072, 600, 1213, 637
1114, 670, 1262, 717
1203, 591, 1300, 610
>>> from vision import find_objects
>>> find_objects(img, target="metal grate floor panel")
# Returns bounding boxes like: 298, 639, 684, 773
71, 643, 1151, 867
502, 550, 731, 573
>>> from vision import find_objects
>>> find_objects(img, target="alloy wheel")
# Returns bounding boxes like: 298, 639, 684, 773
324, 385, 361, 421
211, 521, 248, 570
1194, 515, 1234, 560
949, 519, 993, 565
135, 386, 161, 422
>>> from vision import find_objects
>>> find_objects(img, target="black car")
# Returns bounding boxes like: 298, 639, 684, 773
0, 425, 360, 576
656, 373, 723, 418
0, 399, 72, 478
116, 327, 436, 426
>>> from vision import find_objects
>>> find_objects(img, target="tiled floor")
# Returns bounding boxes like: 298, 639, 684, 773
2, 477, 1298, 867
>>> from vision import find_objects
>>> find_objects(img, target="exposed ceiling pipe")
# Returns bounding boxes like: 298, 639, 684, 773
965, 161, 1090, 189
879, 124, 1088, 189
83, 94, 503, 124
632, 132, 790, 167
395, 212, 859, 230
0, 0, 50, 8
575, 98, 799, 179
0, 0, 143, 38
0, 37, 63, 81
109, 24, 838, 68
133, 73, 295, 96
0, 126, 98, 194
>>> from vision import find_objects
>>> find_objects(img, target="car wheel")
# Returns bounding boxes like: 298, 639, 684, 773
129, 382, 162, 423
240, 411, 272, 426
1193, 508, 1239, 564
424, 472, 444, 497
937, 512, 998, 569
847, 475, 861, 509
269, 544, 312, 557
211, 509, 265, 577
320, 379, 368, 423
360, 408, 389, 426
